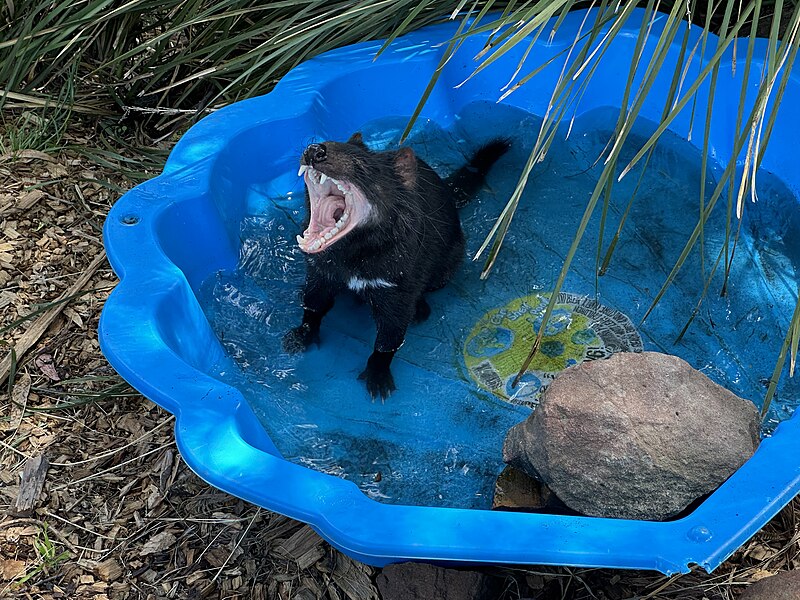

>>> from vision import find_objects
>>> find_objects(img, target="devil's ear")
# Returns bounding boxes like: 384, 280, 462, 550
347, 131, 368, 148
394, 147, 417, 189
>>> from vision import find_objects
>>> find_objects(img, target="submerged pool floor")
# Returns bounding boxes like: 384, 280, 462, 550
198, 102, 800, 510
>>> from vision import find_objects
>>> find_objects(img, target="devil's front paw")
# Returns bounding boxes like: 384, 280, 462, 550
282, 324, 319, 354
358, 363, 396, 400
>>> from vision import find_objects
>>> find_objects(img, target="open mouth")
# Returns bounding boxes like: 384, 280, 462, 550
297, 165, 367, 253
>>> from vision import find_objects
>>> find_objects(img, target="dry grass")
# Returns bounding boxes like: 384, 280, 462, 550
0, 120, 797, 599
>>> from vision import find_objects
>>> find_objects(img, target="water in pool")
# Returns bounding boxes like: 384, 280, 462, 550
197, 102, 800, 510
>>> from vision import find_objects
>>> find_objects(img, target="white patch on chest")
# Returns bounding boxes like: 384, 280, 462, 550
347, 276, 396, 292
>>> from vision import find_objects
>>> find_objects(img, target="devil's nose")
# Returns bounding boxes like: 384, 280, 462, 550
303, 143, 327, 165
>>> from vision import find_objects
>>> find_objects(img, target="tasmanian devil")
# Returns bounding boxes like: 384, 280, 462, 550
283, 132, 510, 399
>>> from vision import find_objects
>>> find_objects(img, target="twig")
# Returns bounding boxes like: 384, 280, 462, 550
209, 508, 261, 585
0, 437, 33, 461
50, 416, 174, 467
42, 510, 119, 541
641, 573, 684, 599
50, 442, 173, 490
0, 90, 111, 115
0, 251, 107, 386
122, 105, 215, 116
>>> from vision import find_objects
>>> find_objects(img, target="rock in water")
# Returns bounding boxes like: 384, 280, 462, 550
492, 466, 578, 514
503, 351, 760, 520
492, 466, 550, 511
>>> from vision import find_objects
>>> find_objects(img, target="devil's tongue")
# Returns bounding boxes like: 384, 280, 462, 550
307, 195, 338, 233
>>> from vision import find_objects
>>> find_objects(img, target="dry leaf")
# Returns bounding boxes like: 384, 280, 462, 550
14, 150, 56, 162
0, 559, 26, 580
2, 526, 38, 540
64, 307, 84, 328
49, 163, 69, 178
34, 353, 60, 381
748, 544, 774, 562
747, 568, 776, 583
140, 531, 176, 556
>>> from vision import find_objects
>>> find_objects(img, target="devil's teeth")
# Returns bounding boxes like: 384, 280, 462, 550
296, 234, 304, 245
330, 227, 339, 235
298, 165, 308, 176
320, 173, 328, 184
324, 232, 332, 240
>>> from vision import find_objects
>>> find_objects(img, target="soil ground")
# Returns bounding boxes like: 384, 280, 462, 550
0, 121, 798, 600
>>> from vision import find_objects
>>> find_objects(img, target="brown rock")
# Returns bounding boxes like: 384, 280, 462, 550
376, 563, 500, 600
492, 466, 549, 511
739, 570, 800, 600
503, 352, 760, 520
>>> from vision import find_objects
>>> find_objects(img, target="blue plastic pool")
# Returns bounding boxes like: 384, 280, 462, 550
100, 8, 800, 573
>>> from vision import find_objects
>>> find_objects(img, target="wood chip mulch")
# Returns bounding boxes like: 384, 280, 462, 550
0, 128, 797, 599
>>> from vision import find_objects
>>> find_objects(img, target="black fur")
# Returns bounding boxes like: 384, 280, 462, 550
284, 134, 510, 399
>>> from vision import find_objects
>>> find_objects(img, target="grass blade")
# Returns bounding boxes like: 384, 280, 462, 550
618, 1, 756, 180
763, 295, 800, 418
399, 1, 478, 143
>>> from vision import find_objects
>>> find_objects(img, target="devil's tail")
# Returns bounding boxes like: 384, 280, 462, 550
446, 138, 511, 208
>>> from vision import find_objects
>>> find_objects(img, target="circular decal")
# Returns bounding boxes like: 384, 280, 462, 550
463, 292, 643, 408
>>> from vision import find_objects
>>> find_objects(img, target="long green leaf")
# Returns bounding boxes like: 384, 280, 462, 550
617, 1, 755, 180
399, 1, 478, 143
476, 0, 617, 271
643, 2, 800, 321
763, 295, 800, 418
514, 0, 689, 385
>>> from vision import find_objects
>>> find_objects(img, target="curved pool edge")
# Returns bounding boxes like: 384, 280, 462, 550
100, 170, 800, 572
100, 7, 800, 572
99, 276, 800, 571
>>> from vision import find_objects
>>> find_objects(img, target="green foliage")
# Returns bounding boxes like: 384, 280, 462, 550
0, 0, 466, 127
11, 524, 70, 589
0, 82, 73, 155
